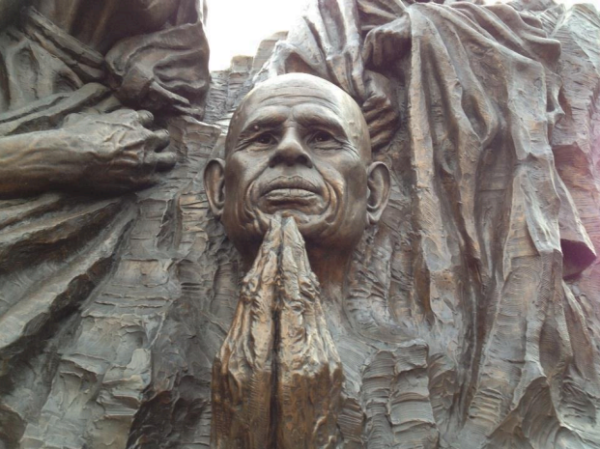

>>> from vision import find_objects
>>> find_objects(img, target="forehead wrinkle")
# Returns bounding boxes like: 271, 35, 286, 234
226, 104, 287, 157
254, 96, 345, 117
289, 105, 348, 135
227, 77, 371, 159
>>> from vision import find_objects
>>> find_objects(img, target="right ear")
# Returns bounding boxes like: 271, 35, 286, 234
204, 158, 226, 218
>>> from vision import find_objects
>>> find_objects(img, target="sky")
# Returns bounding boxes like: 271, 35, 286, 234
206, 0, 591, 71
206, 0, 307, 71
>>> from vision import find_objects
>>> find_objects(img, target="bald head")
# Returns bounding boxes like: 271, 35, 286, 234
225, 73, 371, 161
205, 73, 390, 271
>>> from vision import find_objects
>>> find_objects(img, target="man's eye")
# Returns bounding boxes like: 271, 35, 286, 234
255, 134, 276, 145
313, 131, 334, 143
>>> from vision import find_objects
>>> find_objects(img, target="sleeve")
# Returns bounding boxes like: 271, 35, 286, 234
105, 0, 210, 119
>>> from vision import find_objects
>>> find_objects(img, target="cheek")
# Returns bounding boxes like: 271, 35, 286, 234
337, 160, 369, 227
344, 166, 369, 229
223, 154, 267, 203
321, 157, 368, 200
319, 159, 369, 220
346, 163, 369, 199
222, 154, 270, 234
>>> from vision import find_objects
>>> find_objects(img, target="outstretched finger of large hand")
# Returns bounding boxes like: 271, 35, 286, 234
145, 151, 177, 172
136, 110, 155, 127
144, 129, 170, 153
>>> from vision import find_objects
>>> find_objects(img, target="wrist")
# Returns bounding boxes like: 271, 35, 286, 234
44, 129, 91, 188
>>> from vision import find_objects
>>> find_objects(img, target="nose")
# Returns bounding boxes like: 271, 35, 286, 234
269, 129, 313, 169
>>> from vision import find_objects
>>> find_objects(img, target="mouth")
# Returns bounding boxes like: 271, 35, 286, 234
260, 176, 322, 207
262, 176, 320, 195
263, 188, 318, 202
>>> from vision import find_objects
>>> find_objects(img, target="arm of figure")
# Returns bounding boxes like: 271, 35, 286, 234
260, 0, 400, 150
262, 0, 366, 100
0, 109, 175, 198
105, 0, 209, 118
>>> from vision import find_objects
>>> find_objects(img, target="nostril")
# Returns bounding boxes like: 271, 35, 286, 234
269, 154, 280, 168
269, 144, 313, 168
297, 154, 313, 168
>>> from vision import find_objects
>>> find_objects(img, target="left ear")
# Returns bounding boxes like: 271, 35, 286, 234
204, 158, 227, 219
366, 161, 391, 225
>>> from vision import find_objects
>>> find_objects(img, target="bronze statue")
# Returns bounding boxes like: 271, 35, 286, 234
252, 1, 600, 447
0, 0, 210, 446
1, 0, 600, 448
205, 73, 390, 448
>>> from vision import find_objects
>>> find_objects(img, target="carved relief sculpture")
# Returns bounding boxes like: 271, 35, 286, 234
205, 74, 391, 448
0, 0, 210, 446
1, 0, 600, 448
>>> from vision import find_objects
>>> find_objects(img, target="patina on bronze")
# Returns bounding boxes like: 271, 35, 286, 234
2, 0, 600, 447
205, 73, 391, 448
0, 0, 211, 446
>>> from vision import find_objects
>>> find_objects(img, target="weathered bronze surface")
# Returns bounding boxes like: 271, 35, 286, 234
206, 74, 390, 448
0, 0, 211, 447
1, 0, 600, 448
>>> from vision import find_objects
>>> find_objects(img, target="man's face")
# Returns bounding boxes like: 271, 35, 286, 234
205, 74, 389, 261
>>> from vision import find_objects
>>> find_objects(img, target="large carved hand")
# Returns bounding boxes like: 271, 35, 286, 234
362, 15, 411, 69
211, 216, 344, 449
0, 109, 176, 198
61, 109, 176, 194
362, 70, 399, 151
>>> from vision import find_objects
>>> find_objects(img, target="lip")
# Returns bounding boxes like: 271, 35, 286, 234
260, 176, 321, 197
263, 188, 319, 202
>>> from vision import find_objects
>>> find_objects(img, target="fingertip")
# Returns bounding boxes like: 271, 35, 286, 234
154, 152, 177, 171
268, 214, 283, 234
138, 110, 154, 127
260, 215, 283, 253
153, 129, 171, 151
281, 215, 301, 239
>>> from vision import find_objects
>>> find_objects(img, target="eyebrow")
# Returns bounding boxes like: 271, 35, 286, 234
293, 111, 347, 137
238, 113, 287, 139
236, 103, 351, 144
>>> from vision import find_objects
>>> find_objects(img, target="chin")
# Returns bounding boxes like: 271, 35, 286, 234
261, 203, 325, 224
257, 207, 343, 249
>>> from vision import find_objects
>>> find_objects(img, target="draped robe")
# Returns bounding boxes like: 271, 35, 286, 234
253, 1, 600, 447
0, 1, 211, 447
